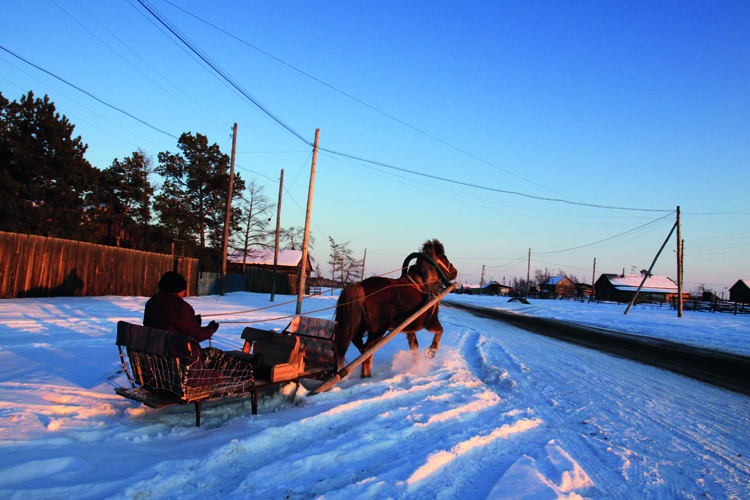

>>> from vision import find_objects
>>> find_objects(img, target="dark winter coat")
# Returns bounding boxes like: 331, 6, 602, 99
143, 291, 214, 343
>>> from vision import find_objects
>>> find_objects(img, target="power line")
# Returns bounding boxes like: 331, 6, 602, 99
0, 56, 170, 154
137, 0, 310, 145
0, 44, 177, 139
60, 0, 229, 133
160, 0, 584, 204
534, 213, 675, 255
138, 0, 684, 217
138, 1, 675, 215
321, 147, 673, 212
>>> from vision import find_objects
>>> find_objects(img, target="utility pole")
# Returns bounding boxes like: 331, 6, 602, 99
361, 248, 367, 281
296, 129, 319, 315
590, 257, 596, 302
526, 248, 531, 297
676, 206, 683, 317
220, 123, 237, 296
270, 169, 283, 302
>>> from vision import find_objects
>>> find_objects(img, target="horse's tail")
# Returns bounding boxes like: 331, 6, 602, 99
333, 283, 366, 368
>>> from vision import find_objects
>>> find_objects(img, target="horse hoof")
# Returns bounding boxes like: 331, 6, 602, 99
361, 373, 372, 379
424, 347, 437, 359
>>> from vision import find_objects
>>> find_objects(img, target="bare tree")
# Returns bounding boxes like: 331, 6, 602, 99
328, 237, 363, 288
281, 226, 316, 251
230, 179, 275, 272
533, 268, 549, 285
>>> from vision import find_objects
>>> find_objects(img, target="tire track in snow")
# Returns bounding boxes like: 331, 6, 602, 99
448, 309, 750, 499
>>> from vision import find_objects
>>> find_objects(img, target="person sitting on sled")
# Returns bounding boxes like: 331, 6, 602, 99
143, 271, 260, 378
143, 271, 219, 342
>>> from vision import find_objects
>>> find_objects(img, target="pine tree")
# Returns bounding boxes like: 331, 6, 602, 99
0, 91, 102, 239
153, 132, 245, 250
99, 149, 154, 248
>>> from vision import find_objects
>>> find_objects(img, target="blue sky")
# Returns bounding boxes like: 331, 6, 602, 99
2, 1, 748, 292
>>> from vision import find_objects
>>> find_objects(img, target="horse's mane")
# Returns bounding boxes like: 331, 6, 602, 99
407, 239, 445, 296
422, 239, 445, 257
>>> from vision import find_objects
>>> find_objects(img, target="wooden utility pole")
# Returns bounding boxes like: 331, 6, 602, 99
361, 248, 367, 280
220, 123, 238, 296
676, 206, 683, 317
590, 257, 596, 302
526, 248, 531, 297
296, 129, 319, 315
270, 169, 283, 302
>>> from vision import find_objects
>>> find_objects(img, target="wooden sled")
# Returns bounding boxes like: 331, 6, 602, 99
114, 316, 339, 426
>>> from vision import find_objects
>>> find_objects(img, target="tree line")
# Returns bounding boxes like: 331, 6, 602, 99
0, 91, 314, 272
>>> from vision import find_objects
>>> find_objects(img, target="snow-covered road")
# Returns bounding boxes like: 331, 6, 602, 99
0, 293, 748, 499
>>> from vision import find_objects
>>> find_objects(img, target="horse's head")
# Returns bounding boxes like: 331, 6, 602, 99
421, 239, 458, 283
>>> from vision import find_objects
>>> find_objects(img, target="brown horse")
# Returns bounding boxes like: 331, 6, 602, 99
333, 239, 458, 378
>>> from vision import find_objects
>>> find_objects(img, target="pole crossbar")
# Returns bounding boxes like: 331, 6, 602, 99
309, 282, 458, 395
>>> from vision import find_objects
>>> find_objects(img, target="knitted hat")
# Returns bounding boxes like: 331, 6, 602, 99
158, 271, 187, 293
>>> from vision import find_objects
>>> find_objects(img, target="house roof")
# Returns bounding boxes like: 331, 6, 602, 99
228, 249, 304, 267
482, 281, 513, 289
542, 276, 569, 285
730, 280, 750, 291
600, 274, 678, 292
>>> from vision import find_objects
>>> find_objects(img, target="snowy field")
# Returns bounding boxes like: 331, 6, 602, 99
446, 294, 750, 357
0, 291, 748, 499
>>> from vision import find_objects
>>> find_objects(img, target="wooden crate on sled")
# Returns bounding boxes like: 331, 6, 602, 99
240, 316, 339, 383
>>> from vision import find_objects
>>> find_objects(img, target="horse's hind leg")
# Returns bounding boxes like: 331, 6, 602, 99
359, 332, 384, 378
405, 332, 419, 350
424, 319, 444, 359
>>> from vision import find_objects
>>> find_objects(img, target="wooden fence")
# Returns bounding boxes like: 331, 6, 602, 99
0, 231, 198, 298
196, 267, 297, 296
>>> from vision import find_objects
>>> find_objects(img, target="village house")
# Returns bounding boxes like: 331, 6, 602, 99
539, 276, 576, 299
594, 274, 684, 303
227, 248, 313, 294
456, 282, 513, 296
729, 280, 750, 304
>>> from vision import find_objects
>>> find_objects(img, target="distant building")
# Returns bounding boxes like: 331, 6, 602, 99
227, 248, 312, 282
729, 280, 750, 304
479, 281, 514, 296
594, 274, 683, 303
456, 282, 513, 295
539, 276, 576, 298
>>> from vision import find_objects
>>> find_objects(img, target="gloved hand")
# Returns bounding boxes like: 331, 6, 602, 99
208, 320, 219, 332
194, 314, 202, 325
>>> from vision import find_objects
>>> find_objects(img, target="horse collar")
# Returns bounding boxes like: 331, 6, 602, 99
405, 274, 425, 292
